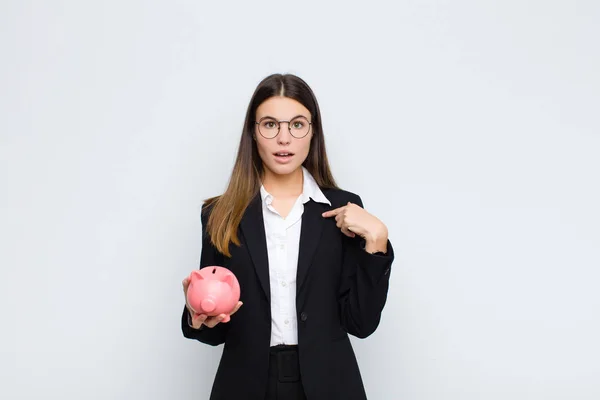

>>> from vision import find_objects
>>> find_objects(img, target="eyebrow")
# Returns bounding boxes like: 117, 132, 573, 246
260, 114, 308, 121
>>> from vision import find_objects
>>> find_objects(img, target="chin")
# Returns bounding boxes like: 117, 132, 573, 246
266, 163, 301, 176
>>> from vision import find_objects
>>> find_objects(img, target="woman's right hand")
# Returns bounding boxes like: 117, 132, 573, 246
182, 277, 243, 329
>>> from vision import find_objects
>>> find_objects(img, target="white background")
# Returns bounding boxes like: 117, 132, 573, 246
1, 1, 599, 399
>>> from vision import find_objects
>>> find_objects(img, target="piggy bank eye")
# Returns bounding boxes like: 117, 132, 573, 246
212, 268, 216, 274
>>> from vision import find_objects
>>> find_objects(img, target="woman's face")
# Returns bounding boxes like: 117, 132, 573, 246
254, 96, 313, 178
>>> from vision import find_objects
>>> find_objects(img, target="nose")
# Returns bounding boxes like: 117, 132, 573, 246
202, 297, 216, 312
277, 122, 292, 144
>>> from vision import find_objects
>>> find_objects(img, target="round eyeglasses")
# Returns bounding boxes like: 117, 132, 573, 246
255, 115, 312, 139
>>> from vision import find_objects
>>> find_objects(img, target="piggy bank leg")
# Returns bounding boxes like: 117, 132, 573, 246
221, 314, 231, 323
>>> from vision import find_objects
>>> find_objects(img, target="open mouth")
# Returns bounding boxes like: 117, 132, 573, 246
273, 151, 295, 164
274, 151, 294, 158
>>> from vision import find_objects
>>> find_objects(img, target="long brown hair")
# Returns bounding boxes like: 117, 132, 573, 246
204, 73, 339, 257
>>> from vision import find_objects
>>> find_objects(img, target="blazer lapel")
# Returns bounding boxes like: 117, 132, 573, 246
240, 195, 270, 302
296, 199, 328, 291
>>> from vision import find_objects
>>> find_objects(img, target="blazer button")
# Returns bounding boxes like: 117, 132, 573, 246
300, 312, 308, 322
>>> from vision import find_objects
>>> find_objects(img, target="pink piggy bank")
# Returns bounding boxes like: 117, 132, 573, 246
186, 266, 240, 322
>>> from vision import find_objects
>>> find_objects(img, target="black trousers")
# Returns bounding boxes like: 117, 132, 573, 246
266, 345, 307, 400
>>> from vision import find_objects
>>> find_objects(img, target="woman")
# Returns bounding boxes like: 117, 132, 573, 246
181, 73, 394, 400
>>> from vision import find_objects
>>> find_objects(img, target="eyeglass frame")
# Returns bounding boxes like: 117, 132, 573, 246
254, 115, 313, 139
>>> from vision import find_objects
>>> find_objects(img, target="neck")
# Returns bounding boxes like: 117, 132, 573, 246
262, 166, 303, 197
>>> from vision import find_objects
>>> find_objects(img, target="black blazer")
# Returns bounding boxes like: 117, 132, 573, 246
181, 187, 394, 399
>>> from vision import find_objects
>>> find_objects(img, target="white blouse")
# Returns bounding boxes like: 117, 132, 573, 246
259, 166, 331, 346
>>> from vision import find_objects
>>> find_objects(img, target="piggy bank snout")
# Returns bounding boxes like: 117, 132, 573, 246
201, 297, 216, 312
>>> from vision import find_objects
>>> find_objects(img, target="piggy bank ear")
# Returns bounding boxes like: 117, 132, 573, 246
189, 270, 205, 281
221, 274, 234, 288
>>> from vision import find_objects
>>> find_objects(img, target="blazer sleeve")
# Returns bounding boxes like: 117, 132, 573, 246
338, 194, 394, 339
181, 205, 230, 346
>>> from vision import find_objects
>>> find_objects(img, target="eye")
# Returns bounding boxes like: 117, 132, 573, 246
292, 121, 304, 129
262, 120, 277, 129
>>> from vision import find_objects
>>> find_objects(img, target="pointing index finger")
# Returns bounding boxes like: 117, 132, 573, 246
322, 206, 344, 218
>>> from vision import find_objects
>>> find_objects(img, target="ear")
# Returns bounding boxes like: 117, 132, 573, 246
189, 270, 204, 281
221, 274, 234, 288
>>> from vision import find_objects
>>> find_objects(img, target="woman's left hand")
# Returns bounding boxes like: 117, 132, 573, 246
322, 202, 389, 253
